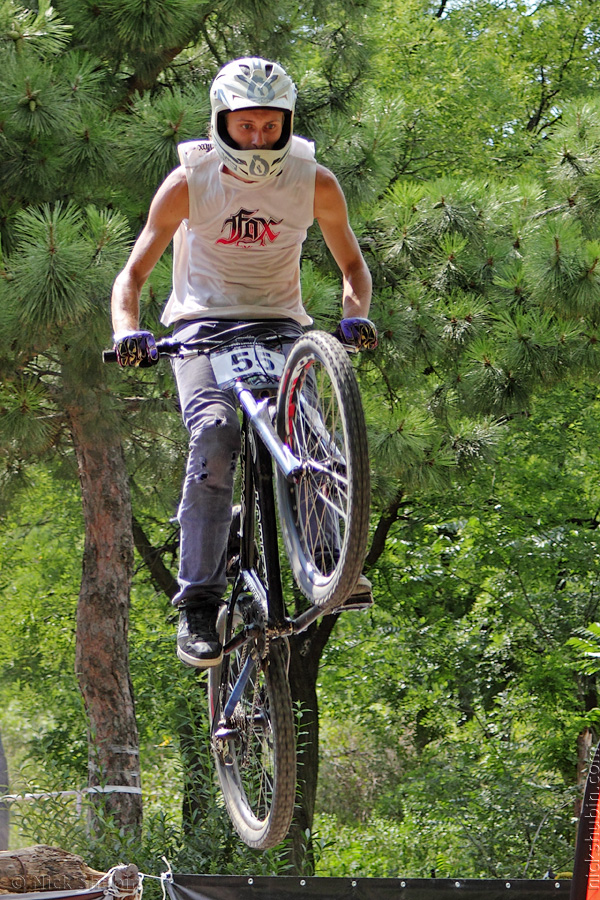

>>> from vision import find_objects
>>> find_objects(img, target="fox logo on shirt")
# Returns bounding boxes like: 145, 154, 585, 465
217, 207, 282, 247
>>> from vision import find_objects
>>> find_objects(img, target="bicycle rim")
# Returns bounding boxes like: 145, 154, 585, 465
208, 604, 296, 849
276, 331, 370, 608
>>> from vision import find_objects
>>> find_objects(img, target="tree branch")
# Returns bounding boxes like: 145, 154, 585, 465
527, 21, 584, 133
121, 46, 187, 106
131, 514, 178, 599
365, 488, 405, 569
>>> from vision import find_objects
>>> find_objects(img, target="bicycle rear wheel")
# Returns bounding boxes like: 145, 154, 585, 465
276, 331, 370, 608
208, 601, 296, 849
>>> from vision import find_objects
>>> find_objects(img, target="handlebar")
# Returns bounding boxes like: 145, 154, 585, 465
103, 321, 303, 364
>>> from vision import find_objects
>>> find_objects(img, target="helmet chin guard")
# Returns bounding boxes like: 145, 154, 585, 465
210, 57, 296, 182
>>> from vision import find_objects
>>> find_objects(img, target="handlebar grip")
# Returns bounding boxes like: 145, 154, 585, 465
102, 337, 182, 364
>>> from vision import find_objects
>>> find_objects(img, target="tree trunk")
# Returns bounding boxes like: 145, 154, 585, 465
283, 510, 391, 873
68, 410, 142, 833
285, 614, 338, 874
0, 730, 8, 851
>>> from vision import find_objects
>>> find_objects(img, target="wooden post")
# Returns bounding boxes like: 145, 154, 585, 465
107, 863, 141, 900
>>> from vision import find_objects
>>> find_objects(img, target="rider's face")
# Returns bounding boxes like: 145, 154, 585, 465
226, 109, 285, 150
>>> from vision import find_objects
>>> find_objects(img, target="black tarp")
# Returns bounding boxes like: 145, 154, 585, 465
167, 874, 571, 900
2, 890, 106, 900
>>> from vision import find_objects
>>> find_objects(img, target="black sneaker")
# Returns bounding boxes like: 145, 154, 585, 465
177, 602, 223, 668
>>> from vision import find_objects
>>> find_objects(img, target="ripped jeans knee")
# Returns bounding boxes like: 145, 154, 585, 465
186, 413, 240, 487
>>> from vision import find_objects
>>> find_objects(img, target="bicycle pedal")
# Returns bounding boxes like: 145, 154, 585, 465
214, 741, 236, 768
214, 723, 241, 742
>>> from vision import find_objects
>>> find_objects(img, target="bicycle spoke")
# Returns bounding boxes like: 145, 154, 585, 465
286, 364, 350, 572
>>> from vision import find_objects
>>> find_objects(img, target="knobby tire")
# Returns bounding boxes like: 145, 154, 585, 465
276, 331, 370, 609
208, 604, 296, 849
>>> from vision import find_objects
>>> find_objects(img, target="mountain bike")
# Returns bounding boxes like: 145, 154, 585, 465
105, 321, 371, 849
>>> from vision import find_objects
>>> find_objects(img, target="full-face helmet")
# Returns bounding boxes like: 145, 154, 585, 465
210, 57, 296, 182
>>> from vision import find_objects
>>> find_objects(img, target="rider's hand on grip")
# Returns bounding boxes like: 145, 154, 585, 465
113, 330, 159, 368
333, 317, 378, 351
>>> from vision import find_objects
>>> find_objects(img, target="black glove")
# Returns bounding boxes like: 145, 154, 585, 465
113, 330, 159, 368
333, 317, 378, 351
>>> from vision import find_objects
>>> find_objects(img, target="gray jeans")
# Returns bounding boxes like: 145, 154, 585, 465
171, 319, 302, 607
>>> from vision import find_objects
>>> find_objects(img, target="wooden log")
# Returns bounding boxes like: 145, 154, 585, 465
0, 845, 105, 894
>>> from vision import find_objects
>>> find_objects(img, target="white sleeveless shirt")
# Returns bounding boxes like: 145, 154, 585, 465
160, 136, 317, 327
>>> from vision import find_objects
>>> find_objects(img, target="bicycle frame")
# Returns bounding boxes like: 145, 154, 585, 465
165, 327, 336, 637
224, 376, 330, 661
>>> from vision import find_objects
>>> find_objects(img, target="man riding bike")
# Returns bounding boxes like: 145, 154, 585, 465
110, 57, 377, 669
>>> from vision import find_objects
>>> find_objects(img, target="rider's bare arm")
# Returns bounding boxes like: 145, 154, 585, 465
313, 164, 372, 319
111, 167, 190, 335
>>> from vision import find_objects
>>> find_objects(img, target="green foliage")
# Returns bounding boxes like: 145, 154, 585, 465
0, 467, 290, 876
10, 204, 93, 328
315, 380, 600, 876
371, 0, 600, 179
3, 0, 600, 879
569, 625, 600, 676
119, 86, 211, 193
0, 0, 72, 57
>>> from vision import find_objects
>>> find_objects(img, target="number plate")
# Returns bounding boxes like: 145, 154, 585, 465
210, 343, 285, 390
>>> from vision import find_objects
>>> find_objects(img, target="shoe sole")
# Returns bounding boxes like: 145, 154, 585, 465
333, 592, 374, 612
177, 646, 223, 668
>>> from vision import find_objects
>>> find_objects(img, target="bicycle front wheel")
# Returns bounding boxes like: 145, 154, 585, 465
208, 603, 296, 849
276, 331, 370, 608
